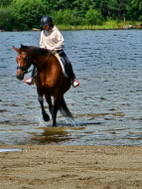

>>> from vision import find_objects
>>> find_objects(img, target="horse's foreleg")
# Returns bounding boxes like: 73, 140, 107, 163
38, 95, 50, 122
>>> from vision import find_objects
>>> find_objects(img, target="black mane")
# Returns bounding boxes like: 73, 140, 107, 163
29, 46, 49, 56
20, 45, 49, 56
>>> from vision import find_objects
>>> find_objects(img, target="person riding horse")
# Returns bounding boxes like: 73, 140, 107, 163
25, 15, 80, 88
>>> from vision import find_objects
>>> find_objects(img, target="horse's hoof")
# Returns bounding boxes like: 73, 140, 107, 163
43, 114, 50, 122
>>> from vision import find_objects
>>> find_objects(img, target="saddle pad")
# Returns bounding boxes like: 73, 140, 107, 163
54, 52, 68, 78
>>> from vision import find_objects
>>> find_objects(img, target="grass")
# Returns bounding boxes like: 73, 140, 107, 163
58, 20, 142, 30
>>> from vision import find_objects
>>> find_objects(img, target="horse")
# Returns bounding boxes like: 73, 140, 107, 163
13, 44, 73, 126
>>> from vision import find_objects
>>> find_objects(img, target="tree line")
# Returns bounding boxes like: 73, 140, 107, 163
0, 0, 142, 31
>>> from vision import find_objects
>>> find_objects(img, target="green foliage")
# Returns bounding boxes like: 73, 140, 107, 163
0, 0, 141, 31
107, 0, 127, 18
100, 0, 109, 19
51, 9, 84, 26
139, 16, 142, 22
126, 0, 142, 20
12, 0, 46, 30
85, 8, 104, 25
71, 0, 96, 16
0, 7, 14, 30
0, 0, 13, 7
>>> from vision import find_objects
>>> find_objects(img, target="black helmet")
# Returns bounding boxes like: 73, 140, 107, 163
40, 16, 52, 27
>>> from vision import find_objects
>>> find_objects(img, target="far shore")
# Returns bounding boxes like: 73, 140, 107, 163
0, 22, 142, 32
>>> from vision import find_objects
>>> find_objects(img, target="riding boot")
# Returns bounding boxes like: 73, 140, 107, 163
65, 63, 76, 82
57, 50, 80, 88
64, 59, 80, 87
25, 66, 36, 85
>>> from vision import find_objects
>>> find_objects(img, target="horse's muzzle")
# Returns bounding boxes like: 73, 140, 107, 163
16, 74, 24, 80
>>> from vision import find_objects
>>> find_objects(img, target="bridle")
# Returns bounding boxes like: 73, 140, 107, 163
17, 52, 31, 74
16, 50, 52, 74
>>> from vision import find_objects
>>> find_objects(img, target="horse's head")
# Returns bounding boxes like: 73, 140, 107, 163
13, 44, 32, 80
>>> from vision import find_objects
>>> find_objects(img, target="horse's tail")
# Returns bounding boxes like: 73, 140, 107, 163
60, 97, 73, 119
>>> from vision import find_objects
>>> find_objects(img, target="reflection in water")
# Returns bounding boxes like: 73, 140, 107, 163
30, 122, 101, 144
31, 127, 71, 144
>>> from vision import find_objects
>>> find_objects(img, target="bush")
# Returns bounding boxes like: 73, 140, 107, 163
139, 15, 142, 22
12, 0, 46, 30
0, 7, 14, 31
0, 0, 13, 7
85, 8, 104, 25
51, 9, 84, 26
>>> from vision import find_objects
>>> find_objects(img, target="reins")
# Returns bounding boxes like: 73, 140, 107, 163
28, 51, 52, 69
17, 51, 52, 74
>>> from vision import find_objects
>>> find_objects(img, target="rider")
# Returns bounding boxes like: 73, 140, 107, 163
25, 15, 80, 88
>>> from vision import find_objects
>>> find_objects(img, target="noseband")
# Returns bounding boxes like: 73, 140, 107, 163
17, 53, 30, 74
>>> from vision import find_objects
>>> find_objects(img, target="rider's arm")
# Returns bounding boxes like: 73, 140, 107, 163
52, 28, 64, 51
39, 31, 46, 49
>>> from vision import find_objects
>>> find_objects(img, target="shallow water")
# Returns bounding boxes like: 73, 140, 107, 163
0, 149, 21, 152
0, 30, 142, 145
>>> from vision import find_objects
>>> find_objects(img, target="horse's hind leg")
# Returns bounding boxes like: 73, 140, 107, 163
45, 95, 53, 115
38, 95, 50, 122
51, 96, 62, 126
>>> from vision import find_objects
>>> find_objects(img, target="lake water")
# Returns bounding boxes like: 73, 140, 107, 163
0, 30, 142, 146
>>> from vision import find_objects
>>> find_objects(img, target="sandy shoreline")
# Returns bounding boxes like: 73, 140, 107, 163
0, 145, 142, 189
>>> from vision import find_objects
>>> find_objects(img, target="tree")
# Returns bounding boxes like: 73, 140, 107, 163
85, 7, 104, 25
51, 8, 83, 26
0, 0, 13, 7
12, 0, 46, 30
0, 7, 14, 30
107, 0, 127, 22
100, 0, 109, 19
127, 0, 142, 20
0, 0, 142, 31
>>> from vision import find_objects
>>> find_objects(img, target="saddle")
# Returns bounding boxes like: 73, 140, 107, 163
53, 52, 68, 78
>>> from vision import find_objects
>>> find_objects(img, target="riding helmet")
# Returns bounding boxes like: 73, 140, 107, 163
40, 16, 52, 27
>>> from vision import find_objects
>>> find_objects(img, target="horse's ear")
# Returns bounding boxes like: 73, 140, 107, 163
20, 44, 31, 54
22, 44, 32, 55
13, 46, 19, 53
21, 44, 27, 50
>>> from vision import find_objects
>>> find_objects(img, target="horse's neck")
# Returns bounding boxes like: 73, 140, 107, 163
31, 53, 50, 68
31, 55, 59, 77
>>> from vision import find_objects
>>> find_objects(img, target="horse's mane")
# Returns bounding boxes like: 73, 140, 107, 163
29, 46, 49, 55
20, 45, 49, 56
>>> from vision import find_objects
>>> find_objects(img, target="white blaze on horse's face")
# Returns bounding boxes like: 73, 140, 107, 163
13, 46, 28, 80
16, 52, 28, 80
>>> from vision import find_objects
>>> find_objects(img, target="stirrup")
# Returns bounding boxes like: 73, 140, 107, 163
73, 79, 80, 88
25, 77, 34, 85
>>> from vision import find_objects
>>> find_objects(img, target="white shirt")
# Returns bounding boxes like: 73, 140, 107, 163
39, 26, 64, 51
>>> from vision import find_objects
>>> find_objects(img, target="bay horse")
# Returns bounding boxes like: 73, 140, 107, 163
13, 44, 73, 126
